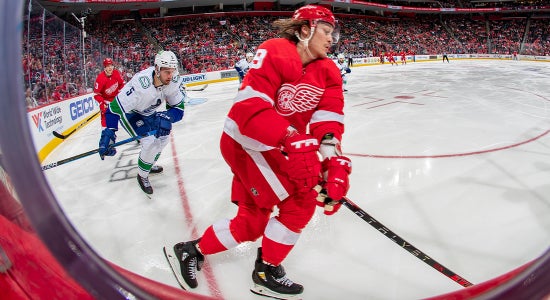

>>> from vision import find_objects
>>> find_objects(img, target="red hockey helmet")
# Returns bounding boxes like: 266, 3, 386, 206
103, 58, 113, 67
292, 5, 336, 28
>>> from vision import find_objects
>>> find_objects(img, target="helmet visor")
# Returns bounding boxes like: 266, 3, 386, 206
331, 21, 341, 45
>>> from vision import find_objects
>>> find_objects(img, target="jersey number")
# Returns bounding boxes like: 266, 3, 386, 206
126, 86, 135, 96
250, 49, 267, 69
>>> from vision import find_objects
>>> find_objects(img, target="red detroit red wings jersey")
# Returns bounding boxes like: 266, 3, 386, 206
93, 69, 124, 103
224, 38, 345, 151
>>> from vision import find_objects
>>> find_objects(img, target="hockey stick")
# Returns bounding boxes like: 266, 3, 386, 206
340, 197, 474, 287
41, 130, 156, 171
53, 111, 100, 139
186, 84, 208, 91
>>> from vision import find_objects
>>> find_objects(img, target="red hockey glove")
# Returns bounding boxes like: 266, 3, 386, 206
99, 102, 107, 113
317, 156, 352, 215
316, 188, 343, 216
283, 133, 321, 195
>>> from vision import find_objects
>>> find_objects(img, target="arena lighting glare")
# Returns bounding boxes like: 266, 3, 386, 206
1, 1, 550, 299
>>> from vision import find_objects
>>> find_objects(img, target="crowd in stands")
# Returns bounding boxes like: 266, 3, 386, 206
23, 2, 550, 109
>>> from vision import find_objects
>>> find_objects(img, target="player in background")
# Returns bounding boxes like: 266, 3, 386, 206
443, 52, 450, 63
512, 50, 519, 61
387, 50, 398, 66
164, 5, 352, 299
400, 50, 407, 65
335, 53, 351, 92
97, 50, 186, 195
379, 51, 385, 64
94, 58, 124, 128
235, 52, 254, 87
408, 49, 416, 62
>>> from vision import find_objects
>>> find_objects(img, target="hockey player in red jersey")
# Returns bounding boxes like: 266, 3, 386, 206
400, 50, 407, 65
164, 4, 352, 299
93, 58, 124, 127
387, 50, 397, 66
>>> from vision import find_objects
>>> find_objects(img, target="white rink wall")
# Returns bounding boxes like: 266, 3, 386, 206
30, 54, 549, 161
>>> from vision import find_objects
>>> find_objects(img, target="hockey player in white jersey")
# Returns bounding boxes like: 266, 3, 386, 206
335, 53, 351, 91
234, 52, 254, 86
98, 50, 186, 195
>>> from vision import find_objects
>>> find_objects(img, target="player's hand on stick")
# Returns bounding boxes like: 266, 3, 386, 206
98, 128, 117, 160
154, 111, 172, 137
100, 102, 107, 113
283, 132, 321, 195
317, 156, 352, 215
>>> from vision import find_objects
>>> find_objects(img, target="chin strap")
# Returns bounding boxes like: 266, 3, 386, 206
295, 24, 317, 60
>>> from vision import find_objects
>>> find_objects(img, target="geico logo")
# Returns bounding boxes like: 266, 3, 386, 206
70, 97, 95, 120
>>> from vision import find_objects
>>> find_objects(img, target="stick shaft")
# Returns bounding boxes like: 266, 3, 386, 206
342, 197, 473, 287
41, 131, 155, 171
53, 111, 99, 139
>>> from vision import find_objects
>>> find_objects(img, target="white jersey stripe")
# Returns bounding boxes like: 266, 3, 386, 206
310, 109, 344, 124
244, 148, 289, 201
264, 217, 299, 246
234, 85, 274, 105
212, 219, 239, 250
223, 117, 275, 152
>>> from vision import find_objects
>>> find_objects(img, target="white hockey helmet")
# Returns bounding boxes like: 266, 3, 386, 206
337, 53, 345, 60
246, 52, 254, 58
155, 50, 178, 69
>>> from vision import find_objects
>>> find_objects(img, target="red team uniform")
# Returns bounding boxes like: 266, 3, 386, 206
198, 37, 345, 264
94, 59, 124, 127
166, 6, 352, 298
387, 51, 397, 65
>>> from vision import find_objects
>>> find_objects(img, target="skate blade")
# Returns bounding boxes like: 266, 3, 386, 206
163, 246, 193, 290
250, 284, 302, 300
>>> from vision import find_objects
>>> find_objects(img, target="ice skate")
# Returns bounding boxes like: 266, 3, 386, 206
250, 248, 303, 300
150, 165, 163, 174
137, 174, 153, 195
163, 240, 204, 290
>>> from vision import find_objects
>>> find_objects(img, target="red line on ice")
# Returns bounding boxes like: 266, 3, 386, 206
170, 134, 223, 299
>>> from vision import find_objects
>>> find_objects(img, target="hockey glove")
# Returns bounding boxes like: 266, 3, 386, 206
283, 132, 321, 195
98, 128, 117, 160
99, 101, 107, 113
317, 156, 352, 215
154, 111, 172, 137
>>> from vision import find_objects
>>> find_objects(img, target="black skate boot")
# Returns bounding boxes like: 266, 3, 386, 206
150, 165, 163, 174
176, 240, 204, 289
137, 174, 153, 194
250, 247, 303, 299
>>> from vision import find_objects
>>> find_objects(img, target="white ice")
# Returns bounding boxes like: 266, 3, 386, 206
43, 59, 550, 300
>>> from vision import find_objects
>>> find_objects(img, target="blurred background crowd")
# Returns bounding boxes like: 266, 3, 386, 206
23, 0, 550, 108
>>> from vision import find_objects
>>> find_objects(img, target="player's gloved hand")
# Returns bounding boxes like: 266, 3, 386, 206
315, 186, 342, 215
99, 101, 109, 113
345, 68, 351, 74
99, 102, 107, 113
154, 111, 172, 137
98, 128, 117, 160
283, 132, 321, 194
317, 156, 352, 215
